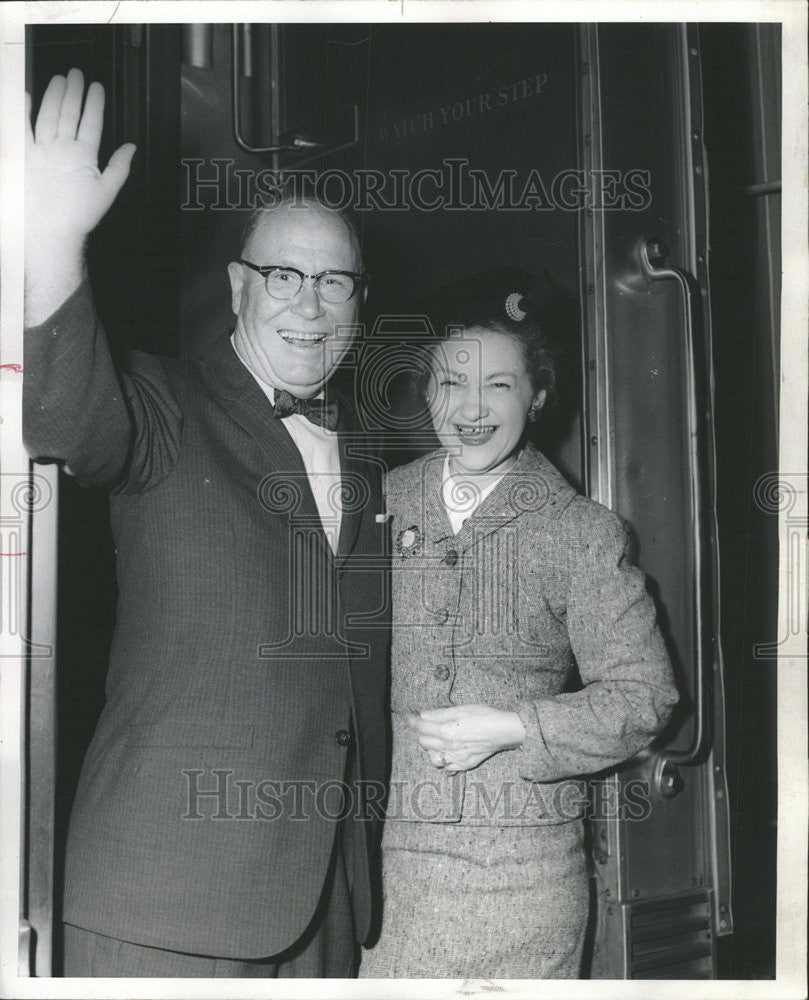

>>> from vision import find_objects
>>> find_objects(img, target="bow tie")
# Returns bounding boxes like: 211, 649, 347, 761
272, 389, 339, 431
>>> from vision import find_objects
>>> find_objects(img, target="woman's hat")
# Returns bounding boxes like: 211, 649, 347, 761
419, 266, 577, 340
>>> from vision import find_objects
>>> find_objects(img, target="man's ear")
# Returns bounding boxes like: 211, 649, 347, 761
533, 389, 547, 412
227, 261, 245, 316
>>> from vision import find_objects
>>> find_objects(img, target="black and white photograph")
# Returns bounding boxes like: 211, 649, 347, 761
0, 1, 806, 996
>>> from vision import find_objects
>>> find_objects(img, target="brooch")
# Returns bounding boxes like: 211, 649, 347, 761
396, 525, 422, 558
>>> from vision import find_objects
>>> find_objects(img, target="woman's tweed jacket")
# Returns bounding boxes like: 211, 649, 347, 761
384, 444, 678, 826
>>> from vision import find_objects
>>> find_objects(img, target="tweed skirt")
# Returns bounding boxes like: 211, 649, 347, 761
359, 818, 590, 978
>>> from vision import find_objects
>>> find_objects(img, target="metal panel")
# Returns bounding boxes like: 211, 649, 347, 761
16, 40, 59, 980
21, 465, 59, 977
629, 891, 715, 978
579, 23, 732, 976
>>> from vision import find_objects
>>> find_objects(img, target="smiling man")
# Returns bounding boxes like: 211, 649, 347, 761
23, 70, 389, 978
230, 205, 363, 394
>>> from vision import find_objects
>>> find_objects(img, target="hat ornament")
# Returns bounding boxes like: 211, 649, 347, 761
504, 292, 527, 322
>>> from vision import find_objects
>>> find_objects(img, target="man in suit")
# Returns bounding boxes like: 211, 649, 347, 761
24, 69, 389, 977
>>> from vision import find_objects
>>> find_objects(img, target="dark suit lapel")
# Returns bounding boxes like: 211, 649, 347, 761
194, 333, 324, 527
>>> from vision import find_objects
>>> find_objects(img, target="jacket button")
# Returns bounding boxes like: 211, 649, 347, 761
444, 549, 459, 566
335, 729, 352, 747
433, 608, 449, 624
433, 665, 450, 681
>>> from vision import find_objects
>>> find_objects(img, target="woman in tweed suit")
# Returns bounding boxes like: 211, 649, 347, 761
359, 270, 679, 978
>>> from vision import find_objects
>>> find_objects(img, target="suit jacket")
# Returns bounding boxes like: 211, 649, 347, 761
384, 446, 678, 826
23, 282, 390, 958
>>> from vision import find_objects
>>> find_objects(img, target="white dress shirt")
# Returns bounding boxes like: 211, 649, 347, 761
232, 337, 342, 553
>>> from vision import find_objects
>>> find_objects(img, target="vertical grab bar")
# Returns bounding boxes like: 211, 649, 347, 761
639, 237, 713, 797
230, 24, 359, 162
232, 24, 286, 155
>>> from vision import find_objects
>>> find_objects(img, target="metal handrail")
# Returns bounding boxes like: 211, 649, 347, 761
639, 237, 714, 797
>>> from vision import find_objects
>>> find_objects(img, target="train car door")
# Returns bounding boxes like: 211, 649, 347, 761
578, 24, 731, 977
18, 17, 780, 981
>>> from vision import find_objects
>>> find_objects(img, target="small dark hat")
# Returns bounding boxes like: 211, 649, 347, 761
419, 266, 576, 339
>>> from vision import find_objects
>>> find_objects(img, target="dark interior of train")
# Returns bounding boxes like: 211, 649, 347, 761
27, 21, 779, 978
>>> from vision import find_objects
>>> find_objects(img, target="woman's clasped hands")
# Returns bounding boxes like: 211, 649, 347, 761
407, 704, 526, 773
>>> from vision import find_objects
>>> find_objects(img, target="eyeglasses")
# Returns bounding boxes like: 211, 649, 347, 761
240, 260, 366, 304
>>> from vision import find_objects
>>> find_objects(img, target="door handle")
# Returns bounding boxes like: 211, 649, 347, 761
639, 238, 713, 798
231, 25, 359, 163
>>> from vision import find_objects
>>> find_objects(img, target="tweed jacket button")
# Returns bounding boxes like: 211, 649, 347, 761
433, 665, 450, 681
433, 607, 449, 624
334, 729, 352, 747
443, 549, 459, 566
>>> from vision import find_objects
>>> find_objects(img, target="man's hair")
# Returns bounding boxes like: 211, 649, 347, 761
239, 196, 364, 271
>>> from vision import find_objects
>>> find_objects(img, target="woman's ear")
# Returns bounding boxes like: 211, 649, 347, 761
527, 389, 547, 423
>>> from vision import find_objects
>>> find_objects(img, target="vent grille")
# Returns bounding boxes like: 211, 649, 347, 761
629, 891, 714, 979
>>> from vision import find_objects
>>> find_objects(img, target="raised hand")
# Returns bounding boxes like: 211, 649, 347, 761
25, 68, 136, 325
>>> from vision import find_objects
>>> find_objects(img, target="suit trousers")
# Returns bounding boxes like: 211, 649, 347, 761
63, 822, 355, 978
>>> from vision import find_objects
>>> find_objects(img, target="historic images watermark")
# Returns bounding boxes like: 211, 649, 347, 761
251, 463, 564, 659
752, 472, 807, 659
243, 322, 587, 658
0, 472, 54, 658
180, 770, 655, 824
181, 158, 652, 213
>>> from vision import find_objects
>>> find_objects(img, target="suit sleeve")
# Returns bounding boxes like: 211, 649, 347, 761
23, 280, 182, 494
509, 505, 679, 782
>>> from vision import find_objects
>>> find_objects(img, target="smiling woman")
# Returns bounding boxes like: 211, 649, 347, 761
427, 328, 547, 476
358, 268, 679, 978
